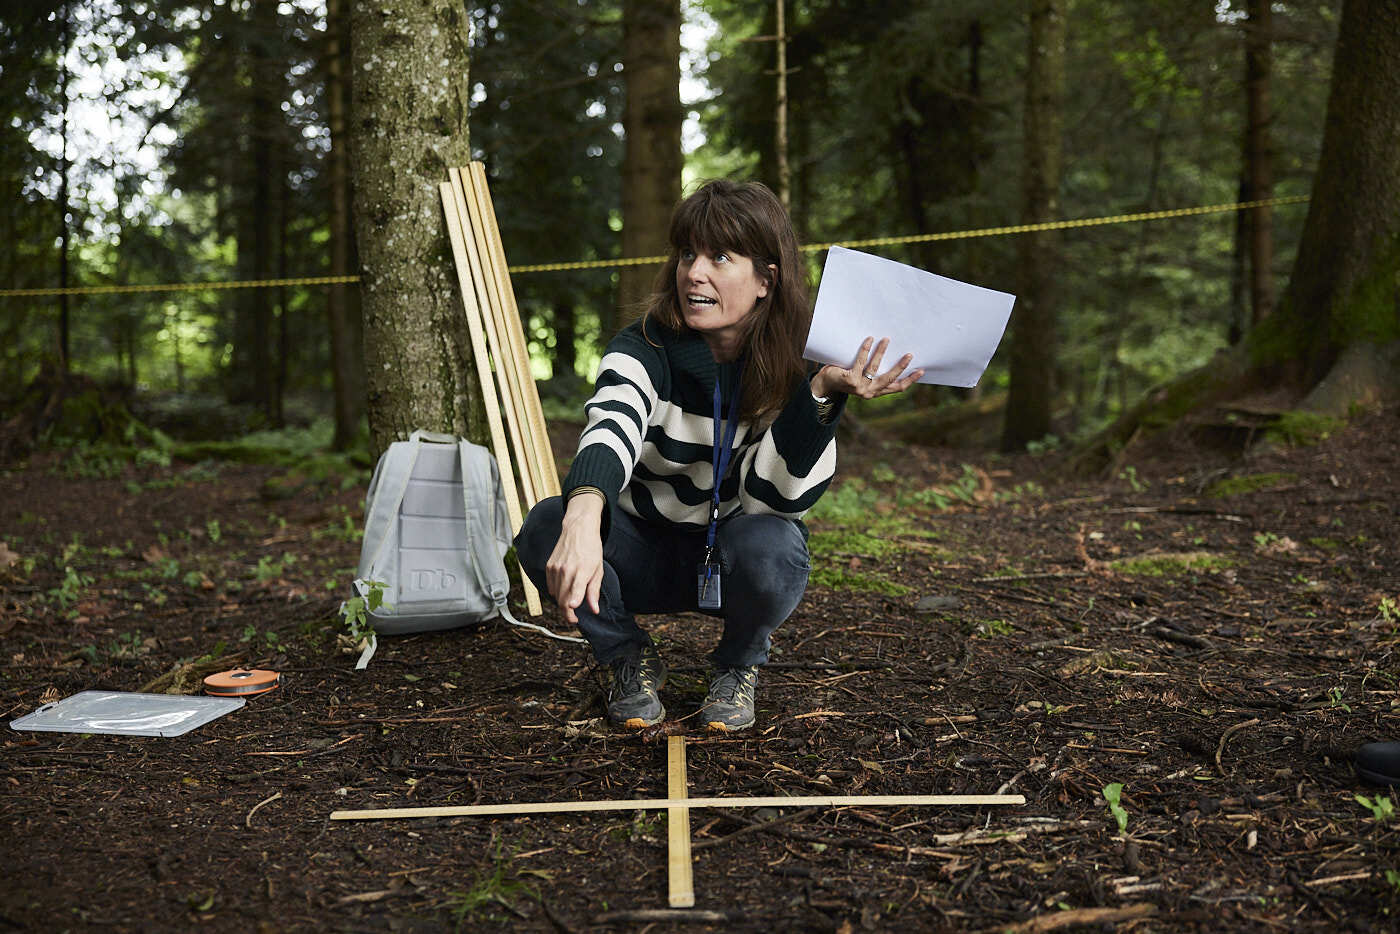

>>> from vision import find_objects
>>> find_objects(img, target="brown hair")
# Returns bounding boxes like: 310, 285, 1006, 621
641, 179, 811, 422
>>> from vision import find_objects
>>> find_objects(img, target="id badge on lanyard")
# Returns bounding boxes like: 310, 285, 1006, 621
698, 373, 741, 610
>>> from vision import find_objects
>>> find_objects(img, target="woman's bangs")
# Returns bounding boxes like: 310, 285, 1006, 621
671, 191, 761, 259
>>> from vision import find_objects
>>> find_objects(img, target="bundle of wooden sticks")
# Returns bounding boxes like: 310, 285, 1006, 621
439, 162, 560, 617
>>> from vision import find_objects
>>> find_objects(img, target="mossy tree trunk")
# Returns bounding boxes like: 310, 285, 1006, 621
1260, 0, 1400, 387
1067, 0, 1399, 474
349, 0, 486, 458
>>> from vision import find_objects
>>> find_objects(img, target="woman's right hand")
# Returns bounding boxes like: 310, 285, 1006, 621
546, 492, 606, 624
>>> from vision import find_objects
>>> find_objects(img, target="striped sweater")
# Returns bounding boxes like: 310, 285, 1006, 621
564, 319, 847, 537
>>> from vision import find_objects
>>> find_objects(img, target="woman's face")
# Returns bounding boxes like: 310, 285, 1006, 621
675, 247, 771, 357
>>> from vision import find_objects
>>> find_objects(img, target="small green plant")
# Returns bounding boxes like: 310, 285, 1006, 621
1356, 793, 1396, 822
1380, 596, 1398, 623
1385, 869, 1400, 894
253, 552, 296, 582
313, 510, 363, 543
1328, 686, 1352, 713
206, 519, 222, 544
1026, 434, 1061, 456
975, 618, 1015, 637
1102, 782, 1129, 833
950, 463, 981, 503
49, 566, 94, 610
445, 844, 539, 928
1253, 531, 1280, 549
340, 579, 389, 643
807, 479, 881, 522
1118, 466, 1147, 493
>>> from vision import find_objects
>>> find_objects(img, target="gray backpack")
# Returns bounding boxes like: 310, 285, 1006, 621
351, 430, 581, 667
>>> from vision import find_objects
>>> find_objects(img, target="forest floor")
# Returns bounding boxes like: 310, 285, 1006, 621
2, 403, 1399, 933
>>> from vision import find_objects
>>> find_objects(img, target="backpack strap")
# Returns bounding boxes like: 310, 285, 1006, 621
459, 440, 585, 645
458, 439, 512, 613
357, 436, 423, 579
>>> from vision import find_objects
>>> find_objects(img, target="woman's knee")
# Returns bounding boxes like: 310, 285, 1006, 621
719, 515, 809, 589
513, 496, 564, 575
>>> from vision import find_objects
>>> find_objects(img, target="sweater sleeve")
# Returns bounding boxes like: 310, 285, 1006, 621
735, 379, 848, 518
561, 331, 662, 539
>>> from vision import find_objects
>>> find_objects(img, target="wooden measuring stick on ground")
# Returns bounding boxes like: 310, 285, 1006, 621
438, 181, 542, 616
452, 167, 549, 507
667, 735, 694, 908
330, 792, 1025, 820
468, 162, 561, 498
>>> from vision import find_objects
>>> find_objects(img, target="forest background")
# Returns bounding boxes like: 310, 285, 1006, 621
3, 0, 1378, 461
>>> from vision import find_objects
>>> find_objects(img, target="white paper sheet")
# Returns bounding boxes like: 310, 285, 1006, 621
803, 245, 1016, 388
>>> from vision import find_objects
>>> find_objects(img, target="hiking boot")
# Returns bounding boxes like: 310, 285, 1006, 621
605, 644, 666, 729
702, 665, 759, 732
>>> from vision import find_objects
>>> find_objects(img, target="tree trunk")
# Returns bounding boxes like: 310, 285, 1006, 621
348, 0, 483, 457
1001, 0, 1065, 452
57, 4, 70, 371
229, 0, 279, 418
553, 299, 577, 381
275, 162, 289, 428
1064, 0, 1399, 475
618, 0, 682, 330
325, 0, 362, 451
1229, 175, 1248, 344
1271, 0, 1400, 388
1244, 0, 1275, 327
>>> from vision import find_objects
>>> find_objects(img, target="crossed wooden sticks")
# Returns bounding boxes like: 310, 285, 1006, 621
332, 736, 1025, 908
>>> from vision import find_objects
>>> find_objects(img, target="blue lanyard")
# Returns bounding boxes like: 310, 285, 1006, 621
706, 371, 743, 552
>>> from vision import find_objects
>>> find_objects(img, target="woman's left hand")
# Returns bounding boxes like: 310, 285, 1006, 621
811, 336, 924, 400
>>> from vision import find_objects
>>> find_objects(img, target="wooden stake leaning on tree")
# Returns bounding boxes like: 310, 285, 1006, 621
446, 170, 540, 513
467, 161, 561, 497
438, 181, 543, 617
667, 735, 694, 908
450, 167, 551, 506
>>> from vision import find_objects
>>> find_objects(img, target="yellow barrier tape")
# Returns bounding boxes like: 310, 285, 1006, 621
0, 274, 361, 298
0, 196, 1307, 297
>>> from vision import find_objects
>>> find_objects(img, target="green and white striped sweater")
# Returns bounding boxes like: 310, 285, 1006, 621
563, 319, 847, 537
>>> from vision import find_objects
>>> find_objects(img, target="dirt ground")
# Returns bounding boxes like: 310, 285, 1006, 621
2, 404, 1399, 933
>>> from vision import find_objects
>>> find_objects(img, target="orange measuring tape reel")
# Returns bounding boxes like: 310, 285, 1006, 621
203, 668, 280, 697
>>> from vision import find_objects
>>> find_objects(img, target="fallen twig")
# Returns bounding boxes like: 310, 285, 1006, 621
693, 806, 821, 852
1000, 902, 1156, 932
594, 909, 733, 923
245, 791, 282, 829
1215, 718, 1262, 774
971, 571, 1087, 584
1149, 625, 1212, 651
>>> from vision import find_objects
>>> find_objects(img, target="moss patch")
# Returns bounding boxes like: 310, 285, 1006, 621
1110, 551, 1236, 576
1264, 411, 1345, 447
809, 567, 912, 596
1206, 472, 1298, 498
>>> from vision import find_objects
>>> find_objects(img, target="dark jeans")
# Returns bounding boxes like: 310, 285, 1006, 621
514, 496, 810, 668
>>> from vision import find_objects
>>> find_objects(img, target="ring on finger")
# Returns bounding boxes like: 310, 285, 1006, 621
864, 372, 877, 380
